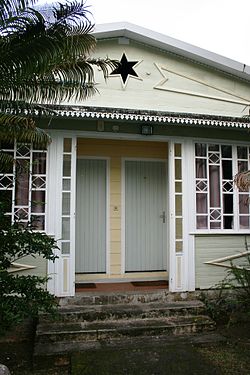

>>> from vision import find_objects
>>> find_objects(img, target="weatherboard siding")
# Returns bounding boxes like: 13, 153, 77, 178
195, 235, 250, 289
9, 255, 47, 278
66, 39, 250, 118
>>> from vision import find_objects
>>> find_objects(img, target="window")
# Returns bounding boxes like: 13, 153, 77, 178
0, 141, 47, 230
195, 143, 250, 230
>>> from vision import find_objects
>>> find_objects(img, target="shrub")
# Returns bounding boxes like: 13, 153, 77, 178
201, 237, 250, 325
0, 199, 58, 335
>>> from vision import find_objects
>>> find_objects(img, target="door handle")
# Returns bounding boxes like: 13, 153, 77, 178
160, 211, 166, 223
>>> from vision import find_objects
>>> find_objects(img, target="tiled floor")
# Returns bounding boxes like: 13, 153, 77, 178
75, 280, 168, 293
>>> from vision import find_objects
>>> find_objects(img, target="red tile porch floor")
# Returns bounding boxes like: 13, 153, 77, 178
75, 280, 168, 293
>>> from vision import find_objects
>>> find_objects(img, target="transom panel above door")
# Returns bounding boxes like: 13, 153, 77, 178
75, 158, 107, 273
124, 160, 167, 272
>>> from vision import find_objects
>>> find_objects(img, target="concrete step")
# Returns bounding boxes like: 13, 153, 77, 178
35, 297, 216, 364
41, 300, 206, 323
34, 331, 225, 359
33, 331, 225, 373
36, 314, 215, 344
59, 290, 200, 306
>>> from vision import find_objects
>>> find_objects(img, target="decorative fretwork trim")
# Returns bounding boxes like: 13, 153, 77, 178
6, 105, 250, 129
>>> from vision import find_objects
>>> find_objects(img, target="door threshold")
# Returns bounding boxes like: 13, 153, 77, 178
75, 280, 168, 293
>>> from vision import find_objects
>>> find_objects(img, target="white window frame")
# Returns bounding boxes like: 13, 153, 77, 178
194, 141, 250, 234
0, 141, 47, 230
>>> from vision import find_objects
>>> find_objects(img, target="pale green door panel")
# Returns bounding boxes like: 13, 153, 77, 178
76, 159, 106, 273
125, 160, 167, 272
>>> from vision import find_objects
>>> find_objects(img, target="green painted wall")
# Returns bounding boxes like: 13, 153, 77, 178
195, 235, 250, 289
68, 38, 250, 118
10, 255, 47, 278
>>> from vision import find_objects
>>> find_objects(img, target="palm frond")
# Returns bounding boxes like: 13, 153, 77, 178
0, 112, 50, 147
0, 99, 40, 112
0, 1, 117, 149
0, 111, 35, 128
0, 0, 35, 21
0, 8, 45, 36
0, 151, 14, 170
87, 57, 119, 79
52, 0, 92, 26
0, 54, 118, 104
0, 79, 96, 104
0, 8, 97, 81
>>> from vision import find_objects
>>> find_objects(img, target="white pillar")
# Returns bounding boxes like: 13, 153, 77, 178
46, 133, 76, 296
168, 140, 195, 292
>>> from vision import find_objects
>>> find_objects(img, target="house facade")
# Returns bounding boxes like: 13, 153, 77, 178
2, 23, 250, 297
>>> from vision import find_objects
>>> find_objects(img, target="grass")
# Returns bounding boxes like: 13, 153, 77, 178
198, 344, 250, 375
70, 330, 250, 375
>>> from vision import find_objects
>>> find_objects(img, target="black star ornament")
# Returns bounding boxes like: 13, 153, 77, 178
110, 53, 139, 85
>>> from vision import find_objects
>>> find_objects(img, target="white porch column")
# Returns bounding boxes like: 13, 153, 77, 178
47, 133, 76, 296
168, 140, 195, 292
183, 140, 195, 291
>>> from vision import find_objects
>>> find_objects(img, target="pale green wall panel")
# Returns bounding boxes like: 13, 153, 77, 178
195, 235, 250, 289
61, 39, 250, 118
10, 255, 47, 278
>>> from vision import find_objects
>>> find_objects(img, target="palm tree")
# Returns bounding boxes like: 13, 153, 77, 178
0, 0, 117, 167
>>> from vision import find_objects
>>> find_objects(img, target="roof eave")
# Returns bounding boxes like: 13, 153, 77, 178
36, 105, 250, 130
93, 22, 250, 82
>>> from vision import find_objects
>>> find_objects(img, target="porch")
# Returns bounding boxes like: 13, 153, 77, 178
47, 134, 191, 296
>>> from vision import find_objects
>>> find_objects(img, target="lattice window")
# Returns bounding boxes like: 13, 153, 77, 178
174, 144, 183, 253
195, 143, 250, 230
61, 138, 73, 255
0, 141, 47, 230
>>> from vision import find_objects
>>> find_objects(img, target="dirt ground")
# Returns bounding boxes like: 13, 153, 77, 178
70, 323, 250, 375
0, 322, 250, 375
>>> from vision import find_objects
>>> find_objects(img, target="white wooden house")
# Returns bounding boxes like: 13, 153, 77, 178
2, 22, 250, 296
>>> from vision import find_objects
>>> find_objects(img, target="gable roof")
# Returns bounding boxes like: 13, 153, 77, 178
27, 18, 250, 129
94, 22, 250, 83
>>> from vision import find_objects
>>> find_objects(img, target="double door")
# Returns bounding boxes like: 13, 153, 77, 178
75, 159, 167, 274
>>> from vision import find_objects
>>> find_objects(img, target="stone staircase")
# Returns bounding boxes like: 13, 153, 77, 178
34, 290, 217, 363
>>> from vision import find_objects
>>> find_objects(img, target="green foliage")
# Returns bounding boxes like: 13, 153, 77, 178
0, 0, 117, 106
0, 0, 118, 335
0, 199, 59, 335
200, 284, 238, 325
201, 238, 250, 325
0, 0, 118, 167
0, 272, 58, 335
226, 254, 250, 308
